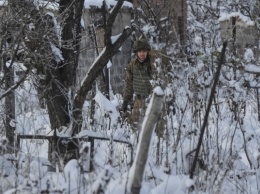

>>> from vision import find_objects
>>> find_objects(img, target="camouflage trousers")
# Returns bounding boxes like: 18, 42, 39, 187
130, 98, 145, 131
129, 98, 165, 137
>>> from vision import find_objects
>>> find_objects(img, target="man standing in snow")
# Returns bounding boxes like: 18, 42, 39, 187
121, 38, 158, 132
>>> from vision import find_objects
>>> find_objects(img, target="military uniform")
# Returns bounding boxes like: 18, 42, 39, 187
122, 39, 158, 131
123, 56, 156, 130
122, 39, 170, 137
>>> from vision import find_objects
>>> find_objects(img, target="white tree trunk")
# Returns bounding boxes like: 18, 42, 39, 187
128, 86, 164, 194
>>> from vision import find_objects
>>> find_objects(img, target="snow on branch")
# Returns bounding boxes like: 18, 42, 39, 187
76, 26, 132, 101
218, 12, 254, 26
72, 21, 132, 135
244, 64, 260, 74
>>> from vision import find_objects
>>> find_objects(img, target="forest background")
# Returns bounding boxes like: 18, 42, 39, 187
1, 0, 260, 194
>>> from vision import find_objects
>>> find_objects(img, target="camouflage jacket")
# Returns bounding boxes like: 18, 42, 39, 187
123, 55, 157, 102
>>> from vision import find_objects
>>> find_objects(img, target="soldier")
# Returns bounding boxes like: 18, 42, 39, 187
121, 38, 157, 132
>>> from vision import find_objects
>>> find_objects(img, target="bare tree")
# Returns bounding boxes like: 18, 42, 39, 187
0, 0, 132, 156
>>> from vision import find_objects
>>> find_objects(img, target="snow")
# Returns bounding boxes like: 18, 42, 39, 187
218, 12, 255, 26
244, 48, 254, 62
194, 36, 202, 46
0, 0, 7, 6
84, 0, 133, 9
50, 43, 64, 63
1, 1, 260, 194
245, 64, 260, 73
63, 159, 80, 193
151, 175, 194, 194
6, 62, 27, 71
111, 33, 121, 44
94, 89, 120, 125
153, 86, 164, 96
107, 60, 112, 68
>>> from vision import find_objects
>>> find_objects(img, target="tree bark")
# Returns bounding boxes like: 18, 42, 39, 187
42, 0, 85, 130
59, 0, 85, 87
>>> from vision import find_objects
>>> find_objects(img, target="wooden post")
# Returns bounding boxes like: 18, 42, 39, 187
129, 88, 164, 194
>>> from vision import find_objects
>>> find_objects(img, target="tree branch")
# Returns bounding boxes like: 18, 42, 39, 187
189, 41, 228, 179
0, 68, 30, 100
72, 26, 132, 135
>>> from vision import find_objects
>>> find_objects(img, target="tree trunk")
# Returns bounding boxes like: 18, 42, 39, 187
59, 0, 85, 88
42, 0, 85, 131
4, 64, 15, 149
